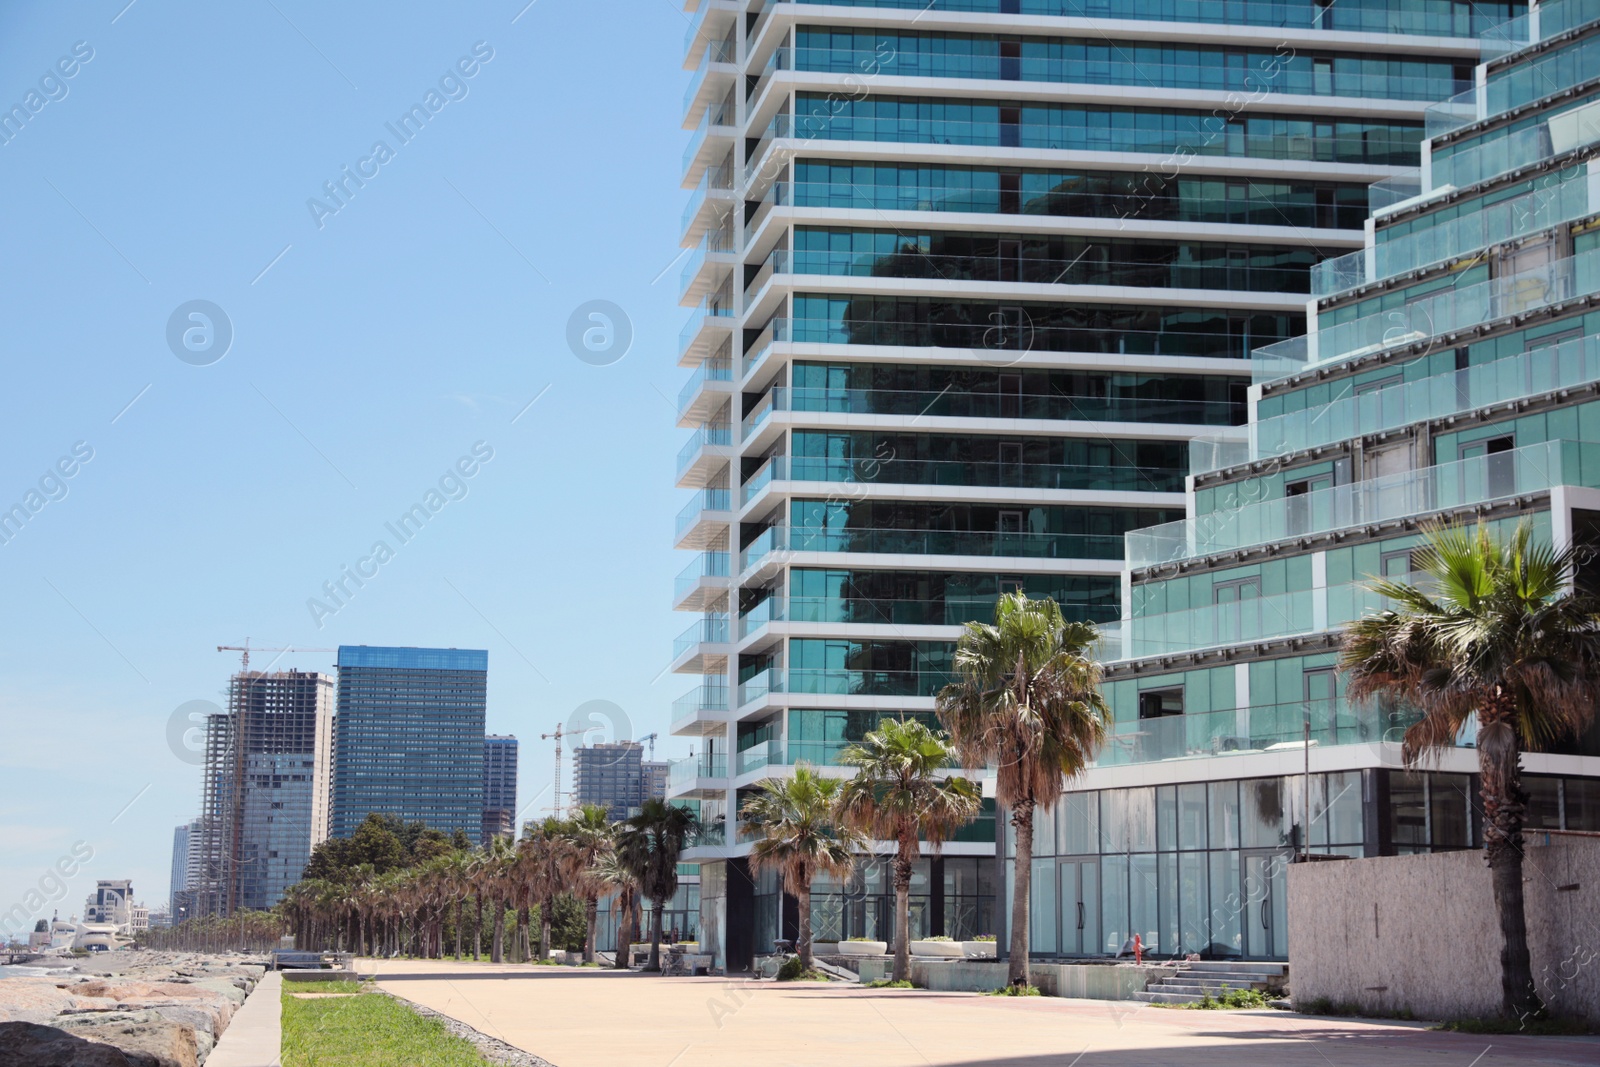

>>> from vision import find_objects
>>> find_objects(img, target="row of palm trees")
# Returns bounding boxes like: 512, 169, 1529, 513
277, 802, 695, 970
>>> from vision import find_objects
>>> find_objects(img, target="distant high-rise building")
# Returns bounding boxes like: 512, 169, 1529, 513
84, 880, 134, 927
573, 741, 662, 820
329, 646, 488, 839
168, 821, 194, 920
191, 671, 335, 916
482, 734, 519, 844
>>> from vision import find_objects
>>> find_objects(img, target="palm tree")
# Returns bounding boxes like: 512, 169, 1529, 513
936, 591, 1109, 989
1341, 521, 1600, 1020
838, 717, 983, 982
483, 836, 516, 963
619, 798, 699, 971
521, 817, 579, 960
740, 765, 864, 973
563, 804, 617, 963
595, 832, 645, 969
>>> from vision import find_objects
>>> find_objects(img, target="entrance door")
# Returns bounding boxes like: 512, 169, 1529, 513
1057, 858, 1100, 955
1242, 851, 1288, 958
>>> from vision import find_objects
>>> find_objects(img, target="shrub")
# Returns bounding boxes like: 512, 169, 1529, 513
865, 979, 914, 989
846, 936, 880, 942
922, 935, 954, 942
985, 984, 1042, 997
1185, 988, 1269, 1010
971, 934, 996, 942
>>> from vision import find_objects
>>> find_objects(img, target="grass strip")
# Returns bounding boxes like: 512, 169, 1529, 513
281, 989, 490, 1066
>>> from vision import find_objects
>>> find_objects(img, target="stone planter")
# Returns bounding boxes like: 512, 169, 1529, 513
812, 942, 839, 956
910, 940, 964, 958
838, 940, 888, 957
962, 941, 997, 959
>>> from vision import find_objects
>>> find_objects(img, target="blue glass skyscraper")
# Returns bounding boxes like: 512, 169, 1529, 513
329, 645, 488, 839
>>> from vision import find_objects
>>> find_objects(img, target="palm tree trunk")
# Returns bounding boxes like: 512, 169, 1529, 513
615, 892, 634, 970
583, 896, 598, 963
491, 899, 505, 963
515, 905, 529, 963
474, 896, 483, 960
1479, 713, 1544, 1019
1008, 799, 1034, 989
455, 899, 464, 960
538, 899, 552, 960
893, 845, 914, 983
797, 885, 814, 972
648, 899, 664, 972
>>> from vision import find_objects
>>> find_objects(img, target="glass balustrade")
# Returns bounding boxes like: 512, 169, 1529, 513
742, 524, 1129, 569
1312, 170, 1591, 296
760, 179, 1370, 230
766, 385, 1239, 425
737, 740, 785, 775
781, 0, 1527, 39
675, 488, 732, 539
788, 667, 956, 698
674, 615, 730, 659
1192, 333, 1600, 475
1128, 439, 1600, 568
683, 37, 736, 115
777, 316, 1271, 360
737, 596, 788, 638
668, 753, 728, 793
680, 232, 736, 295
1429, 97, 1600, 195
679, 298, 735, 356
674, 551, 730, 601
1424, 29, 1600, 142
775, 44, 1461, 102
1255, 246, 1600, 382
740, 454, 1185, 493
677, 358, 734, 414
763, 247, 1310, 293
737, 667, 783, 706
681, 165, 735, 234
675, 425, 733, 476
683, 101, 736, 175
1093, 699, 1420, 767
673, 680, 729, 719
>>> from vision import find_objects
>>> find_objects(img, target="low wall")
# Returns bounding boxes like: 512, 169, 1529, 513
1287, 834, 1600, 1024
857, 958, 1163, 999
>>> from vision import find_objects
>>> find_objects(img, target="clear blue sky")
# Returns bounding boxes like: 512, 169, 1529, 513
0, 0, 696, 921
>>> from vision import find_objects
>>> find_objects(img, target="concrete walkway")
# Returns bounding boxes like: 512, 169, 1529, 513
207, 970, 281, 1067
364, 958, 1600, 1067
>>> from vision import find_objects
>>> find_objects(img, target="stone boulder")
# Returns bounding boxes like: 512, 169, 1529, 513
60, 1014, 199, 1067
0, 1020, 148, 1066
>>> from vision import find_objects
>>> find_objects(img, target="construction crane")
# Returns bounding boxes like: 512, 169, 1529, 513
217, 640, 335, 673
639, 732, 659, 759
540, 724, 565, 815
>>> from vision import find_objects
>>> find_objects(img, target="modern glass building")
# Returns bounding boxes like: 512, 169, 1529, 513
1020, 0, 1600, 963
329, 646, 488, 840
482, 734, 519, 845
668, 0, 1550, 973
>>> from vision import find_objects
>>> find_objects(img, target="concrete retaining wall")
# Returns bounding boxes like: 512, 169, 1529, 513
856, 958, 1163, 999
1287, 835, 1600, 1024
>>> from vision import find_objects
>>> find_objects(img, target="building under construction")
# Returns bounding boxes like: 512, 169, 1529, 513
191, 670, 334, 916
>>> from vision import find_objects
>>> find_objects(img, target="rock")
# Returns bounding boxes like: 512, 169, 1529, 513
67, 1016, 199, 1067
0, 1020, 145, 1066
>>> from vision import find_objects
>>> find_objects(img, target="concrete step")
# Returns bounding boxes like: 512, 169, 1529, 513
1181, 962, 1287, 976
1170, 970, 1283, 984
1149, 979, 1264, 995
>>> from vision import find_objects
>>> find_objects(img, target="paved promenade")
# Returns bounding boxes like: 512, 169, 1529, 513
361, 959, 1599, 1067
207, 969, 281, 1067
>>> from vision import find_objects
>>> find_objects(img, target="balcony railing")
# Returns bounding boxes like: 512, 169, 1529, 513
673, 551, 729, 602
1190, 333, 1600, 476
679, 296, 736, 358
737, 595, 787, 638
757, 179, 1369, 231
1311, 173, 1592, 297
1128, 439, 1600, 569
759, 385, 1240, 427
1255, 247, 1600, 382
677, 357, 734, 416
770, 317, 1274, 361
756, 247, 1311, 294
1428, 97, 1600, 198
683, 36, 736, 116
1423, 27, 1600, 141
1099, 574, 1430, 660
675, 425, 733, 477
681, 165, 735, 236
672, 679, 729, 719
680, 230, 736, 299
675, 488, 732, 540
673, 614, 730, 659
736, 739, 784, 776
682, 100, 737, 177
740, 454, 1186, 494
668, 752, 728, 794
737, 667, 783, 706
777, 43, 1464, 102
1094, 699, 1420, 768
741, 524, 1129, 569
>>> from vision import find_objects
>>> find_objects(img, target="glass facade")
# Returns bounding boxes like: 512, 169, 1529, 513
329, 645, 487, 840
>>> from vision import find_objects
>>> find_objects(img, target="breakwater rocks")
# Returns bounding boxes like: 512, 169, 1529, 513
0, 952, 266, 1066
